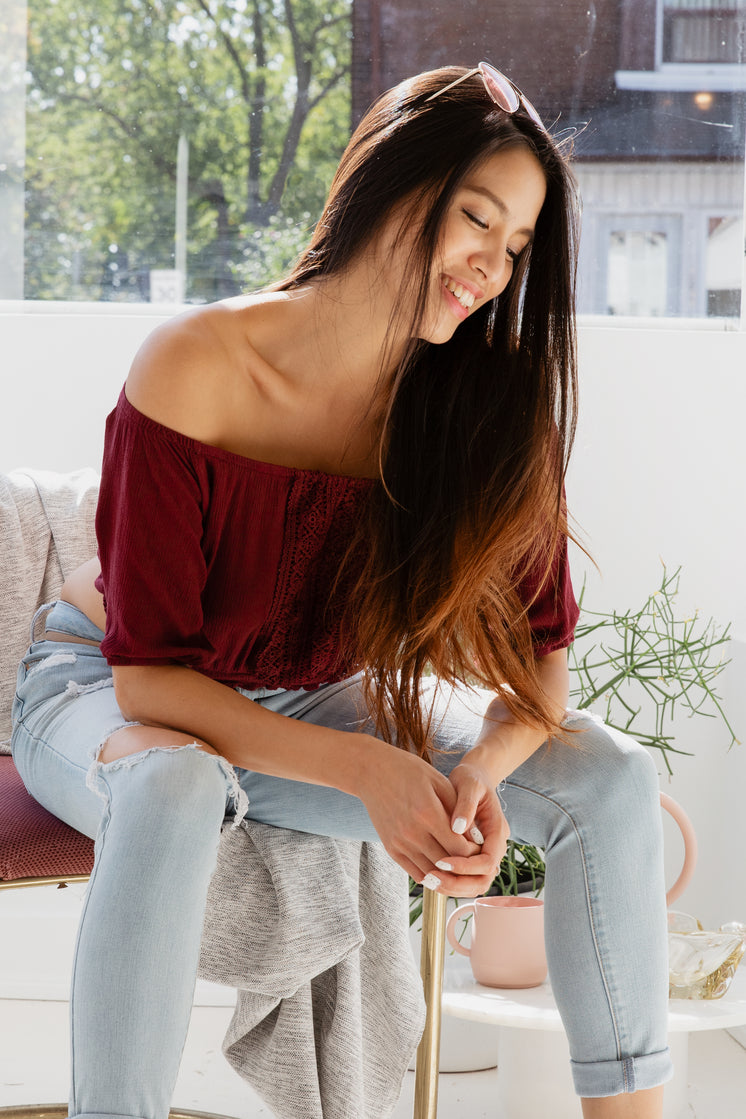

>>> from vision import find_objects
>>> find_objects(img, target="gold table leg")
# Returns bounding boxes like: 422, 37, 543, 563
413, 888, 447, 1119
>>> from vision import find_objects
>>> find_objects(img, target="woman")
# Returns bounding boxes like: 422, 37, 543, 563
12, 65, 671, 1117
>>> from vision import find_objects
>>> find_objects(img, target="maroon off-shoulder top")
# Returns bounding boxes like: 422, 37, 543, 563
95, 389, 578, 690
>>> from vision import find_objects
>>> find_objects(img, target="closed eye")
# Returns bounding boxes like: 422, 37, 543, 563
462, 208, 488, 230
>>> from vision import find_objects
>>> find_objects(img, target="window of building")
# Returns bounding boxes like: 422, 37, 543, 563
662, 1, 744, 66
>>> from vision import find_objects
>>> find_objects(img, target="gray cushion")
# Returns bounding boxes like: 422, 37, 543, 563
0, 469, 99, 750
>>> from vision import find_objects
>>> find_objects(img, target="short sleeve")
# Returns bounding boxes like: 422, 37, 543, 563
515, 527, 580, 657
95, 390, 213, 668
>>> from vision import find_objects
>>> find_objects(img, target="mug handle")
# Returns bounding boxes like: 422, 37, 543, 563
445, 902, 476, 957
661, 792, 698, 907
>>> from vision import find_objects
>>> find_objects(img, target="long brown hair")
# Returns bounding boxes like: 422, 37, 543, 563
280, 67, 581, 757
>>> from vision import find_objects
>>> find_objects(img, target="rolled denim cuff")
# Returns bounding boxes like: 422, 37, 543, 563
571, 1046, 674, 1097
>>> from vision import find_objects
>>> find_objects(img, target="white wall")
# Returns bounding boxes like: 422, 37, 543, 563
2, 302, 745, 930
0, 301, 176, 474
567, 321, 746, 932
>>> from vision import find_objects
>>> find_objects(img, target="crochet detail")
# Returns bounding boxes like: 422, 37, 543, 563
252, 473, 371, 689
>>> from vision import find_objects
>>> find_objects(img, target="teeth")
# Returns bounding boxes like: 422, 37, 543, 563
444, 277, 475, 310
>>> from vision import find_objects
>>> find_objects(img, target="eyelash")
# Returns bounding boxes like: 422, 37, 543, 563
462, 208, 488, 230
462, 208, 520, 263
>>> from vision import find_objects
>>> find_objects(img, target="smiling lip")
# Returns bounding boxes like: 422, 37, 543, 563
441, 274, 482, 317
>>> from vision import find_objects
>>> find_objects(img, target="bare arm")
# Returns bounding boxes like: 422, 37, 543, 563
426, 648, 570, 895
461, 647, 570, 787
113, 662, 482, 888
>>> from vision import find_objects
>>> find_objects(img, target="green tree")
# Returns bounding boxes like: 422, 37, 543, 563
24, 0, 352, 301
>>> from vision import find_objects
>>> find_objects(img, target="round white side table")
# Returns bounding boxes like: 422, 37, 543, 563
441, 961, 746, 1118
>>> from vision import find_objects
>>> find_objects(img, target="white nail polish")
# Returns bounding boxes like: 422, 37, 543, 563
452, 817, 467, 835
422, 873, 441, 891
435, 860, 454, 872
470, 825, 485, 845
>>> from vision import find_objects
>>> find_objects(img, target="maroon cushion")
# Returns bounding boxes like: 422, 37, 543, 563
0, 755, 94, 880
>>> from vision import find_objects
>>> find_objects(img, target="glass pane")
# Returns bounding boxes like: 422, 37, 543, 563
608, 230, 669, 316
20, 0, 353, 303
664, 9, 743, 64
706, 215, 743, 315
0, 0, 26, 299
5, 0, 746, 322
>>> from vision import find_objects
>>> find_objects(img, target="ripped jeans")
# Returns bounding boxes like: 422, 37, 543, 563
11, 601, 673, 1118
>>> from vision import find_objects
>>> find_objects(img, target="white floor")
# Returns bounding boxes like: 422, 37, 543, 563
2, 884, 746, 1118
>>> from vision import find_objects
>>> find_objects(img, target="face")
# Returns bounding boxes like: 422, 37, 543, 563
417, 145, 547, 345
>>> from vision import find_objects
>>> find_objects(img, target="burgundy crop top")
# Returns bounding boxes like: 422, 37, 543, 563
95, 389, 579, 690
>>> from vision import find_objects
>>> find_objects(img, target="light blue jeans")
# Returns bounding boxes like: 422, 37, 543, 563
11, 601, 672, 1117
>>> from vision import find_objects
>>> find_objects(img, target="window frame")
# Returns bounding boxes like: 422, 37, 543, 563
617, 0, 746, 89
658, 0, 745, 68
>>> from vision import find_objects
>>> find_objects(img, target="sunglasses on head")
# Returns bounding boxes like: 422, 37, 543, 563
426, 62, 546, 134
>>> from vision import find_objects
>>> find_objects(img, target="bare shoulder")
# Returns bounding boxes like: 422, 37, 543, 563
125, 295, 279, 443
125, 301, 246, 442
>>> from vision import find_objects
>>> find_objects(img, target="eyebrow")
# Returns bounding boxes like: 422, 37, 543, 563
463, 184, 536, 242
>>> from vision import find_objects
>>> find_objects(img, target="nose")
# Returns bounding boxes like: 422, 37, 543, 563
470, 242, 511, 295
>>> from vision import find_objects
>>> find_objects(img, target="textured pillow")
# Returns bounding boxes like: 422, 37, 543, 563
0, 469, 99, 751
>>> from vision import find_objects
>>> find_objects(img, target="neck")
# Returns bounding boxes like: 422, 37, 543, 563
258, 256, 412, 404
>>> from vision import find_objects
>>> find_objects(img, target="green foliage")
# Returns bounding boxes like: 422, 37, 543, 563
24, 0, 352, 301
569, 565, 737, 774
233, 210, 314, 290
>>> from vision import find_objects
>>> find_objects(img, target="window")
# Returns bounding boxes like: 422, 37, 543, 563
575, 162, 744, 319
2, 0, 745, 327
3, 0, 352, 304
662, 0, 744, 65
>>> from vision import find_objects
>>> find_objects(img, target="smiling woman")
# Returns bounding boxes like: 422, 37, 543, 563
420, 147, 547, 343
10, 63, 672, 1119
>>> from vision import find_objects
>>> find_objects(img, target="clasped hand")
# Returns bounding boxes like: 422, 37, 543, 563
359, 745, 509, 898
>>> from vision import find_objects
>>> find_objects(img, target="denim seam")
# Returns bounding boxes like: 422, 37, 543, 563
68, 773, 113, 1117
279, 674, 365, 722
505, 778, 623, 1064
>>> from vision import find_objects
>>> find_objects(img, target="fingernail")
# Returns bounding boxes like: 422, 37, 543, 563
422, 873, 441, 891
435, 860, 454, 872
470, 825, 485, 844
452, 817, 468, 835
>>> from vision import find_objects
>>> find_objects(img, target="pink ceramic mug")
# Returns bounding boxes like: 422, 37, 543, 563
445, 895, 547, 989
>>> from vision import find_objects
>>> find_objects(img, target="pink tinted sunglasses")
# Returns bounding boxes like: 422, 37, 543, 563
426, 62, 546, 133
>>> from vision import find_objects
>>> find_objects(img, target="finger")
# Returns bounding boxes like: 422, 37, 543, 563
385, 816, 477, 879
390, 851, 436, 889
434, 850, 498, 879
449, 771, 488, 842
430, 866, 501, 899
434, 809, 482, 854
431, 780, 491, 855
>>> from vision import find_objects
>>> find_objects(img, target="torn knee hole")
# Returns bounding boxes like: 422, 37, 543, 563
97, 726, 216, 765
86, 735, 249, 825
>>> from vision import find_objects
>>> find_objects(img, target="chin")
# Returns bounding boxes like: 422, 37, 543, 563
416, 319, 460, 345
